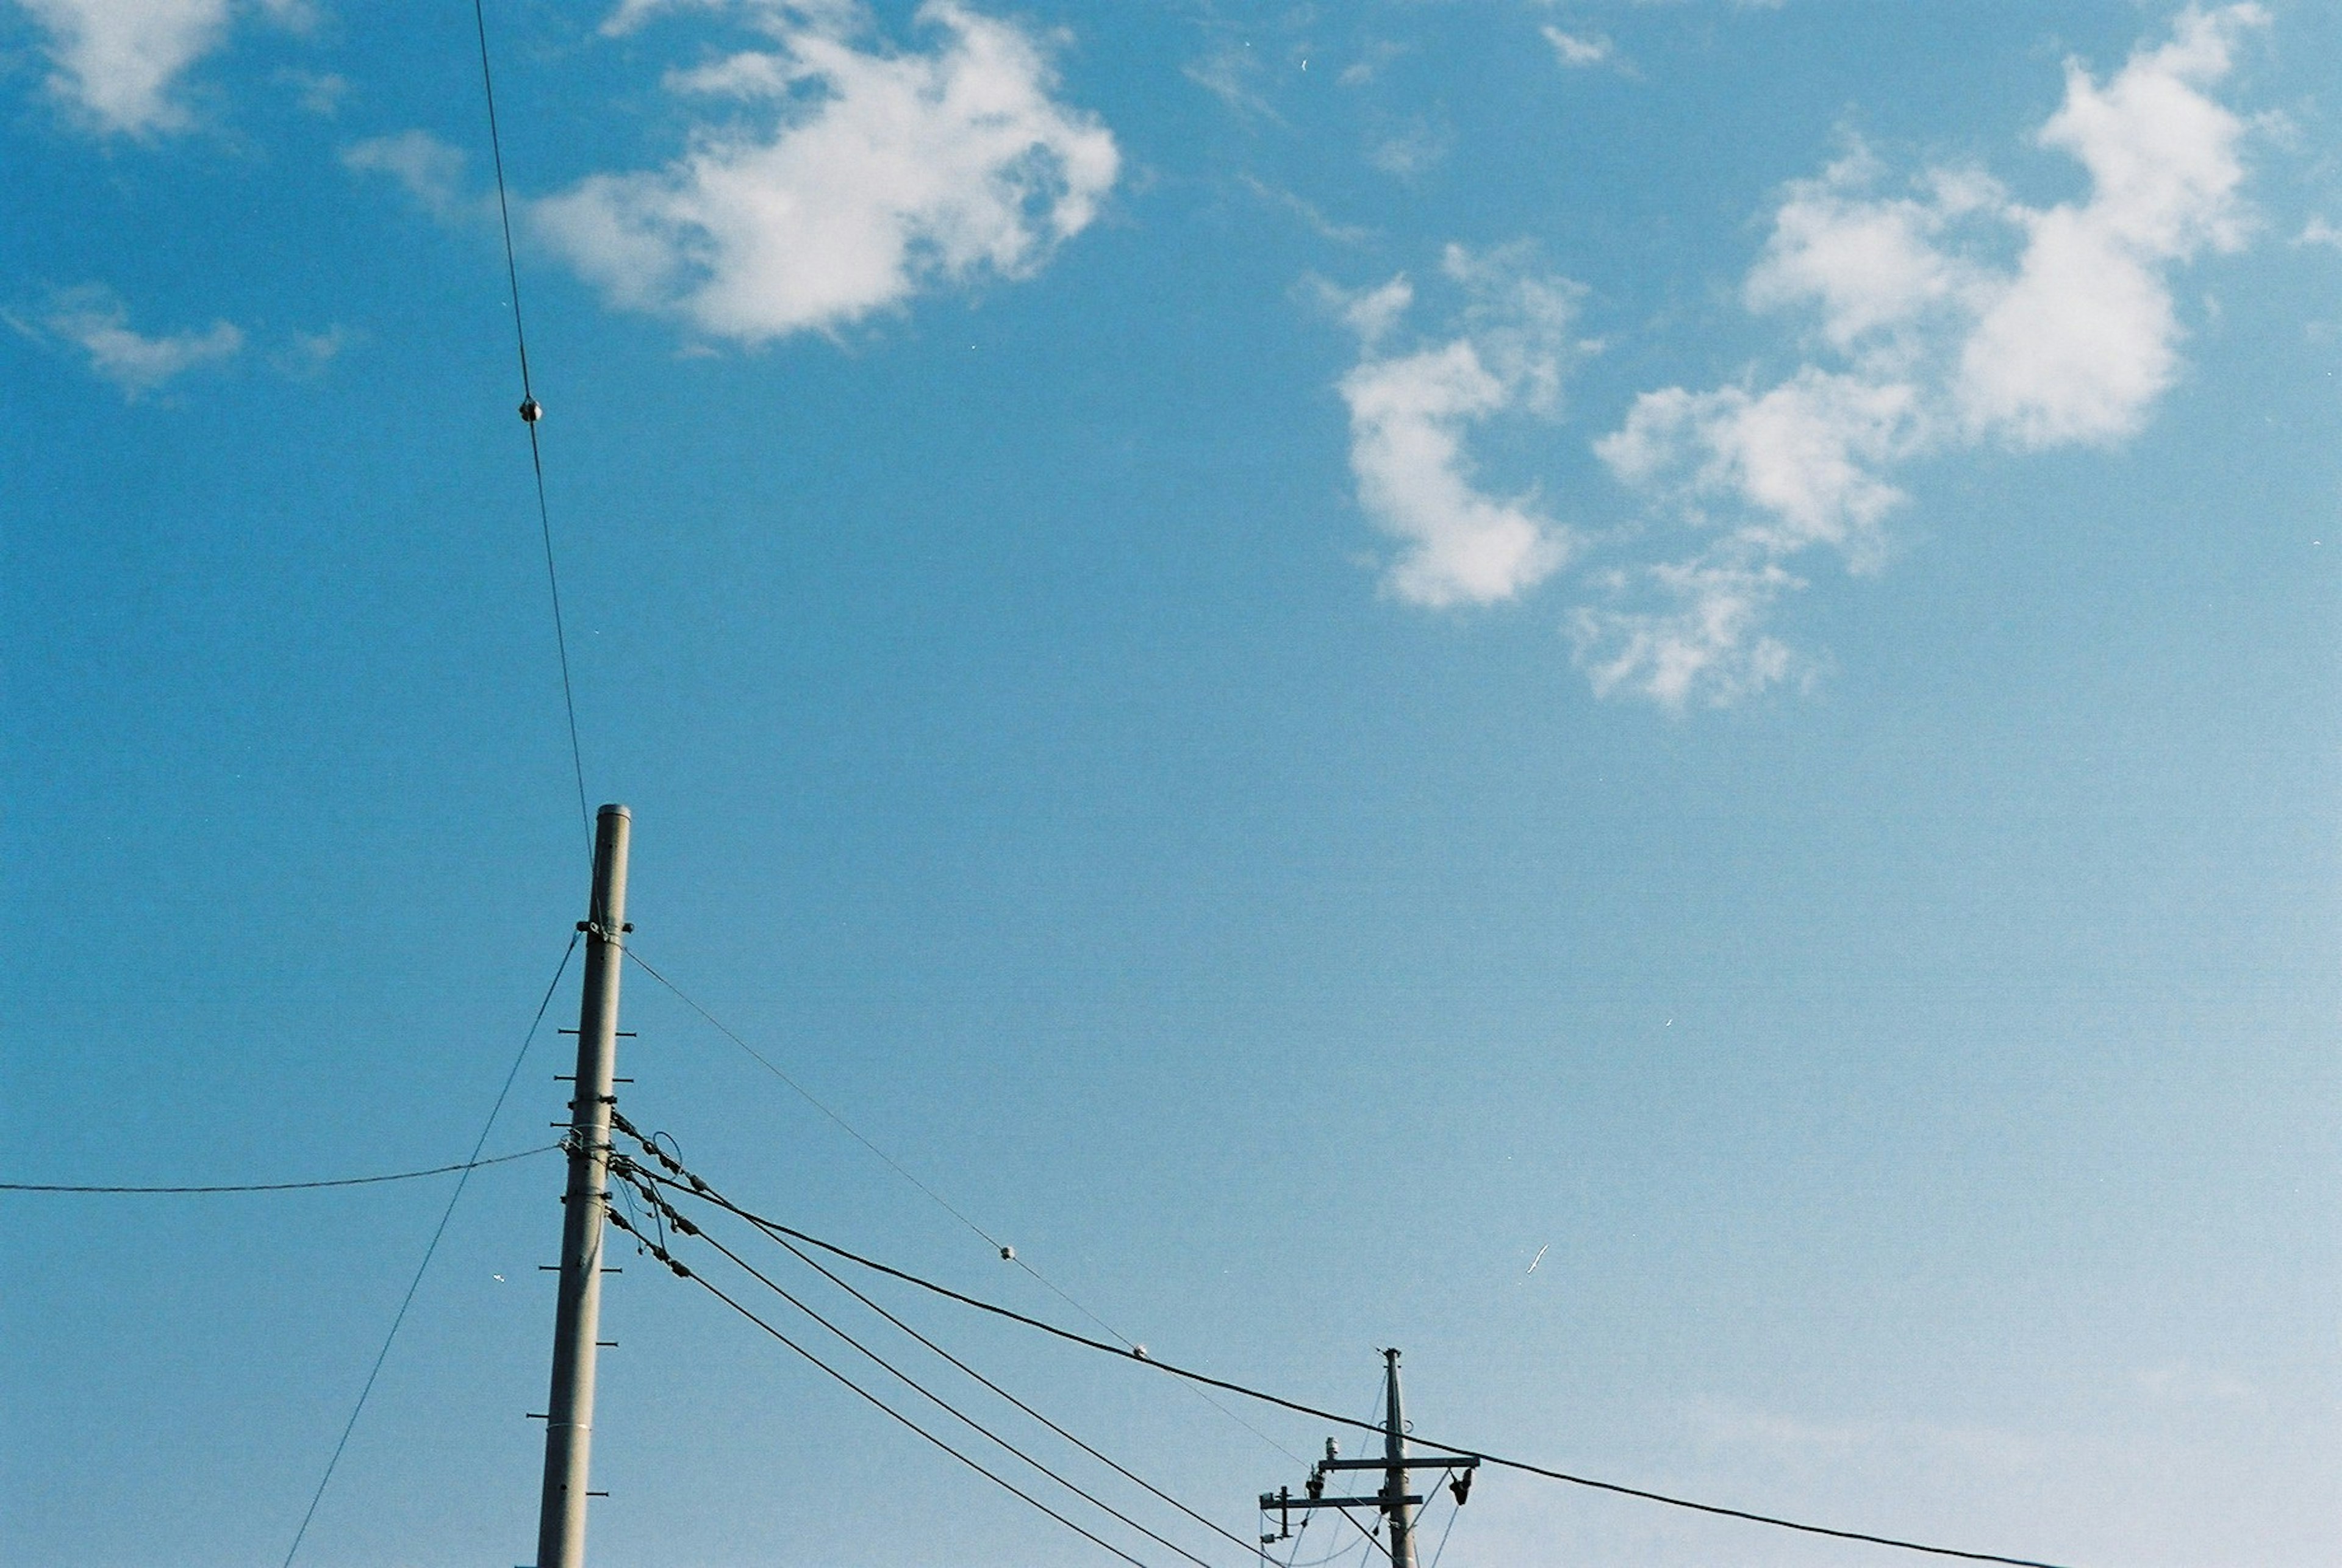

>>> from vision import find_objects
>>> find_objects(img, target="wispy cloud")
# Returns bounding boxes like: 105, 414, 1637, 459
1542, 26, 1611, 69
1239, 174, 1370, 245
15, 0, 315, 135
1328, 245, 1588, 608
2293, 215, 2342, 251
1581, 3, 2266, 707
270, 323, 352, 380
12, 283, 243, 398
16, 0, 231, 135
1368, 115, 1453, 179
534, 0, 1117, 346
342, 130, 476, 222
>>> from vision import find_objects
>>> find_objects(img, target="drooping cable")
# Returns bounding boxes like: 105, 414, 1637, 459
656, 1252, 1172, 1568
1, 1145, 558, 1195
621, 946, 1302, 1464
609, 1181, 1224, 1568
279, 931, 578, 1567
470, 0, 590, 853
620, 1159, 2083, 1568
607, 1127, 1262, 1563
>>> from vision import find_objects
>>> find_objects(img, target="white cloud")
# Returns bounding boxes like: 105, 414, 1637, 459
271, 323, 351, 379
1570, 556, 1805, 710
278, 66, 348, 116
13, 284, 243, 398
1955, 4, 2259, 446
342, 131, 474, 221
1368, 115, 1452, 179
1599, 370, 1921, 567
16, 0, 231, 135
534, 0, 1118, 345
1331, 246, 1585, 608
1588, 4, 2266, 707
2298, 217, 2342, 251
1541, 26, 1611, 68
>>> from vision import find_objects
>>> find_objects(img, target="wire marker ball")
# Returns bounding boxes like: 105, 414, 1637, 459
518, 396, 543, 423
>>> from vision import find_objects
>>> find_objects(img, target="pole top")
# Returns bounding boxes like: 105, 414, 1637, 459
596, 803, 632, 820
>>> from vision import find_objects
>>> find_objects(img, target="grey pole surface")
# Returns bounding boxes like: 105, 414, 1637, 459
534, 804, 631, 1568
1383, 1348, 1418, 1568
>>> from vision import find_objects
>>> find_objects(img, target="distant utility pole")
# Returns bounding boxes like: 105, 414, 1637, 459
534, 804, 632, 1568
1258, 1350, 1477, 1568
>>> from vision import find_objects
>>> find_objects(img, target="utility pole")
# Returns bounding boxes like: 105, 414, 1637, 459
1257, 1350, 1475, 1566
1380, 1349, 1416, 1568
534, 804, 631, 1568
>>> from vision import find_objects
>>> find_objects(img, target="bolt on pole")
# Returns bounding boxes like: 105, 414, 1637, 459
534, 804, 631, 1568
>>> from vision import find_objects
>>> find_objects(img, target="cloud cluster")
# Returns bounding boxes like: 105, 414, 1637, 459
1578, 4, 2265, 706
1330, 246, 1586, 607
533, 0, 1118, 344
10, 283, 243, 398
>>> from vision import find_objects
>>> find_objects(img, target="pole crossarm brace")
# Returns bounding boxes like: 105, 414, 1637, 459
1320, 1458, 1479, 1472
1256, 1350, 1453, 1563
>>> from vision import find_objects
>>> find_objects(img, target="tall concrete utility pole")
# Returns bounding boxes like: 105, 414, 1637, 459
1256, 1350, 1475, 1563
1380, 1348, 1417, 1568
534, 804, 631, 1568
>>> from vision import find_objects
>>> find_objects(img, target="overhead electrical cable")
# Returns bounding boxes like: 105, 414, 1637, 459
607, 1184, 1225, 1568
607, 1133, 1264, 1563
622, 947, 1303, 1464
621, 1158, 2083, 1568
655, 1252, 1176, 1568
280, 932, 579, 1567
470, 0, 590, 852
1, 1146, 558, 1195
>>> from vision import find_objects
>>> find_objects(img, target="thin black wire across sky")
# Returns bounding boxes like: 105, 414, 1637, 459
278, 932, 579, 1568
470, 0, 591, 854
623, 945, 1307, 1466
0, 1145, 558, 1195
618, 1133, 2086, 1568
607, 1110, 1266, 1563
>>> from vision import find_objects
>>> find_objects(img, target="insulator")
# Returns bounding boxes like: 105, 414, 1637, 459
667, 1257, 690, 1278
674, 1215, 699, 1236
519, 396, 543, 423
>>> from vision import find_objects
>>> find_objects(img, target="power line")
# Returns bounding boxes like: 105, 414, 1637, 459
622, 945, 1303, 1466
0, 1145, 558, 1195
621, 1159, 2083, 1568
608, 1124, 1263, 1563
656, 1250, 1176, 1568
280, 932, 578, 1567
608, 1186, 1227, 1568
470, 0, 590, 853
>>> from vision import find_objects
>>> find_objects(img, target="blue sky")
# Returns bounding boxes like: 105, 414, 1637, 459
2, 1, 2337, 1565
